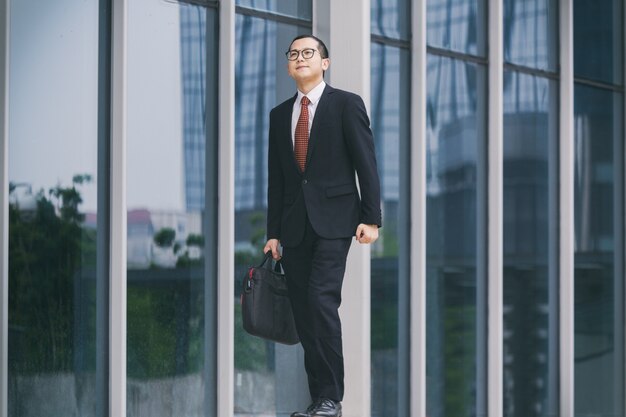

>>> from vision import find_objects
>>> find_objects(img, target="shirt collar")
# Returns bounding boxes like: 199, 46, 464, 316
297, 81, 326, 106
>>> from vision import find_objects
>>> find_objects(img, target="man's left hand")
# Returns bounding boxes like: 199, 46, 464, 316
355, 224, 379, 244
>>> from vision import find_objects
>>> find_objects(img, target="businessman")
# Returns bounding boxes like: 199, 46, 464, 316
263, 35, 381, 417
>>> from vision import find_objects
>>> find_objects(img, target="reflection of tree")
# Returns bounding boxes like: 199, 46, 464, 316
128, 207, 271, 377
234, 211, 266, 267
154, 227, 176, 248
443, 303, 476, 416
234, 303, 268, 372
177, 233, 204, 268
371, 258, 398, 351
152, 227, 204, 268
234, 209, 272, 372
128, 228, 206, 378
127, 278, 204, 378
9, 175, 96, 373
9, 174, 251, 380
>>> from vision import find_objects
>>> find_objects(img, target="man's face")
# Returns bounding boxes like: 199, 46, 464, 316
286, 37, 329, 84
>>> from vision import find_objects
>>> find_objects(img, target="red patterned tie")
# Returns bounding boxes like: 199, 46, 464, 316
294, 96, 310, 172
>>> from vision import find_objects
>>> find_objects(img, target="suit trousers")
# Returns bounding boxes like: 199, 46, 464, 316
281, 216, 352, 402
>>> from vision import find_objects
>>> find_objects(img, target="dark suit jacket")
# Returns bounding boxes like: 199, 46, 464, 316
266, 84, 382, 247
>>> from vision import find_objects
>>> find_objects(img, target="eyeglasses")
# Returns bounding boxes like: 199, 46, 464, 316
285, 48, 320, 61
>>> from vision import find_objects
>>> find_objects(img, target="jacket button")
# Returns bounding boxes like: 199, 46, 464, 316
302, 179, 308, 185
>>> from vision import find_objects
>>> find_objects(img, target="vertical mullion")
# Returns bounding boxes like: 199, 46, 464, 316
487, 0, 503, 415
547, 73, 561, 417
96, 1, 112, 416
615, 0, 626, 413
410, 0, 426, 416
476, 3, 489, 416
547, 3, 562, 416
109, 0, 127, 416
616, 0, 626, 413
615, 89, 625, 417
203, 5, 219, 417
218, 0, 235, 416
0, 1, 8, 416
618, 1, 626, 412
610, 4, 625, 415
328, 1, 371, 413
397, 37, 411, 417
558, 0, 574, 416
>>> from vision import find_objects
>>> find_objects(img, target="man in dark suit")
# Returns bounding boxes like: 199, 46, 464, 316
263, 34, 381, 417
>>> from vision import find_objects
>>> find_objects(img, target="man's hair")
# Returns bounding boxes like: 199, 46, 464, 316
288, 34, 329, 59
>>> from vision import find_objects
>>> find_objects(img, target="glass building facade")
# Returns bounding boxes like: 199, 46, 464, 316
7, 1, 103, 415
233, 2, 311, 415
371, 1, 411, 416
1, 1, 625, 417
573, 2, 624, 416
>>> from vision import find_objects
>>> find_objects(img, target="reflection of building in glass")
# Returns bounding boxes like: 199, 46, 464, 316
180, 6, 206, 211
502, 4, 556, 412
234, 15, 276, 213
427, 0, 480, 54
426, 53, 482, 417
427, 56, 556, 416
233, 16, 281, 254
371, 45, 400, 203
370, 1, 411, 413
371, 0, 405, 38
504, 0, 553, 68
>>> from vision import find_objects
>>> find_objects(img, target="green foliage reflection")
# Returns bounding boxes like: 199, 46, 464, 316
9, 176, 96, 374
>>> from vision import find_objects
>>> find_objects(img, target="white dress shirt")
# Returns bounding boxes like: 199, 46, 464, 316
291, 81, 326, 147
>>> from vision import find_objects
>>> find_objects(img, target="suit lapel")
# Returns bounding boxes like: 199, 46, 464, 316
306, 85, 334, 169
281, 94, 301, 173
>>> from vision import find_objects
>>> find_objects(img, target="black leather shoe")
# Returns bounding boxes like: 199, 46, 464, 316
290, 401, 317, 417
310, 398, 342, 417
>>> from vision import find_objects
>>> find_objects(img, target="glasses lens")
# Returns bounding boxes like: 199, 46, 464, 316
287, 50, 298, 60
302, 49, 315, 59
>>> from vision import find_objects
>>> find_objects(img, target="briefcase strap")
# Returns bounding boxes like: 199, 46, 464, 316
259, 251, 283, 273
243, 252, 284, 295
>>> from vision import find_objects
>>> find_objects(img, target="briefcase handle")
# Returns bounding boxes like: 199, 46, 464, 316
243, 251, 285, 294
260, 250, 284, 274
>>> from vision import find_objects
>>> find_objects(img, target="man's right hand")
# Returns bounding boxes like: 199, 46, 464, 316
263, 239, 281, 260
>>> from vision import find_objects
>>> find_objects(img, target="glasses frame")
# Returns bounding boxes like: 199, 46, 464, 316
285, 48, 320, 61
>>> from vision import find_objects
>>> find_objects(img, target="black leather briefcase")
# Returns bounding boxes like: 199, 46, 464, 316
241, 252, 300, 345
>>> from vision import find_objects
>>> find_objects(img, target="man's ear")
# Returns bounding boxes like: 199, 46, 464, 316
322, 58, 330, 71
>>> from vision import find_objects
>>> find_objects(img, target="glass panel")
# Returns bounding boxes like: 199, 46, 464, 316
370, 43, 410, 417
8, 1, 101, 416
126, 3, 216, 416
574, 84, 624, 417
371, 0, 411, 41
503, 71, 559, 417
236, 0, 312, 21
427, 0, 487, 57
503, 0, 558, 71
234, 14, 311, 416
426, 55, 486, 417
574, 0, 623, 85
